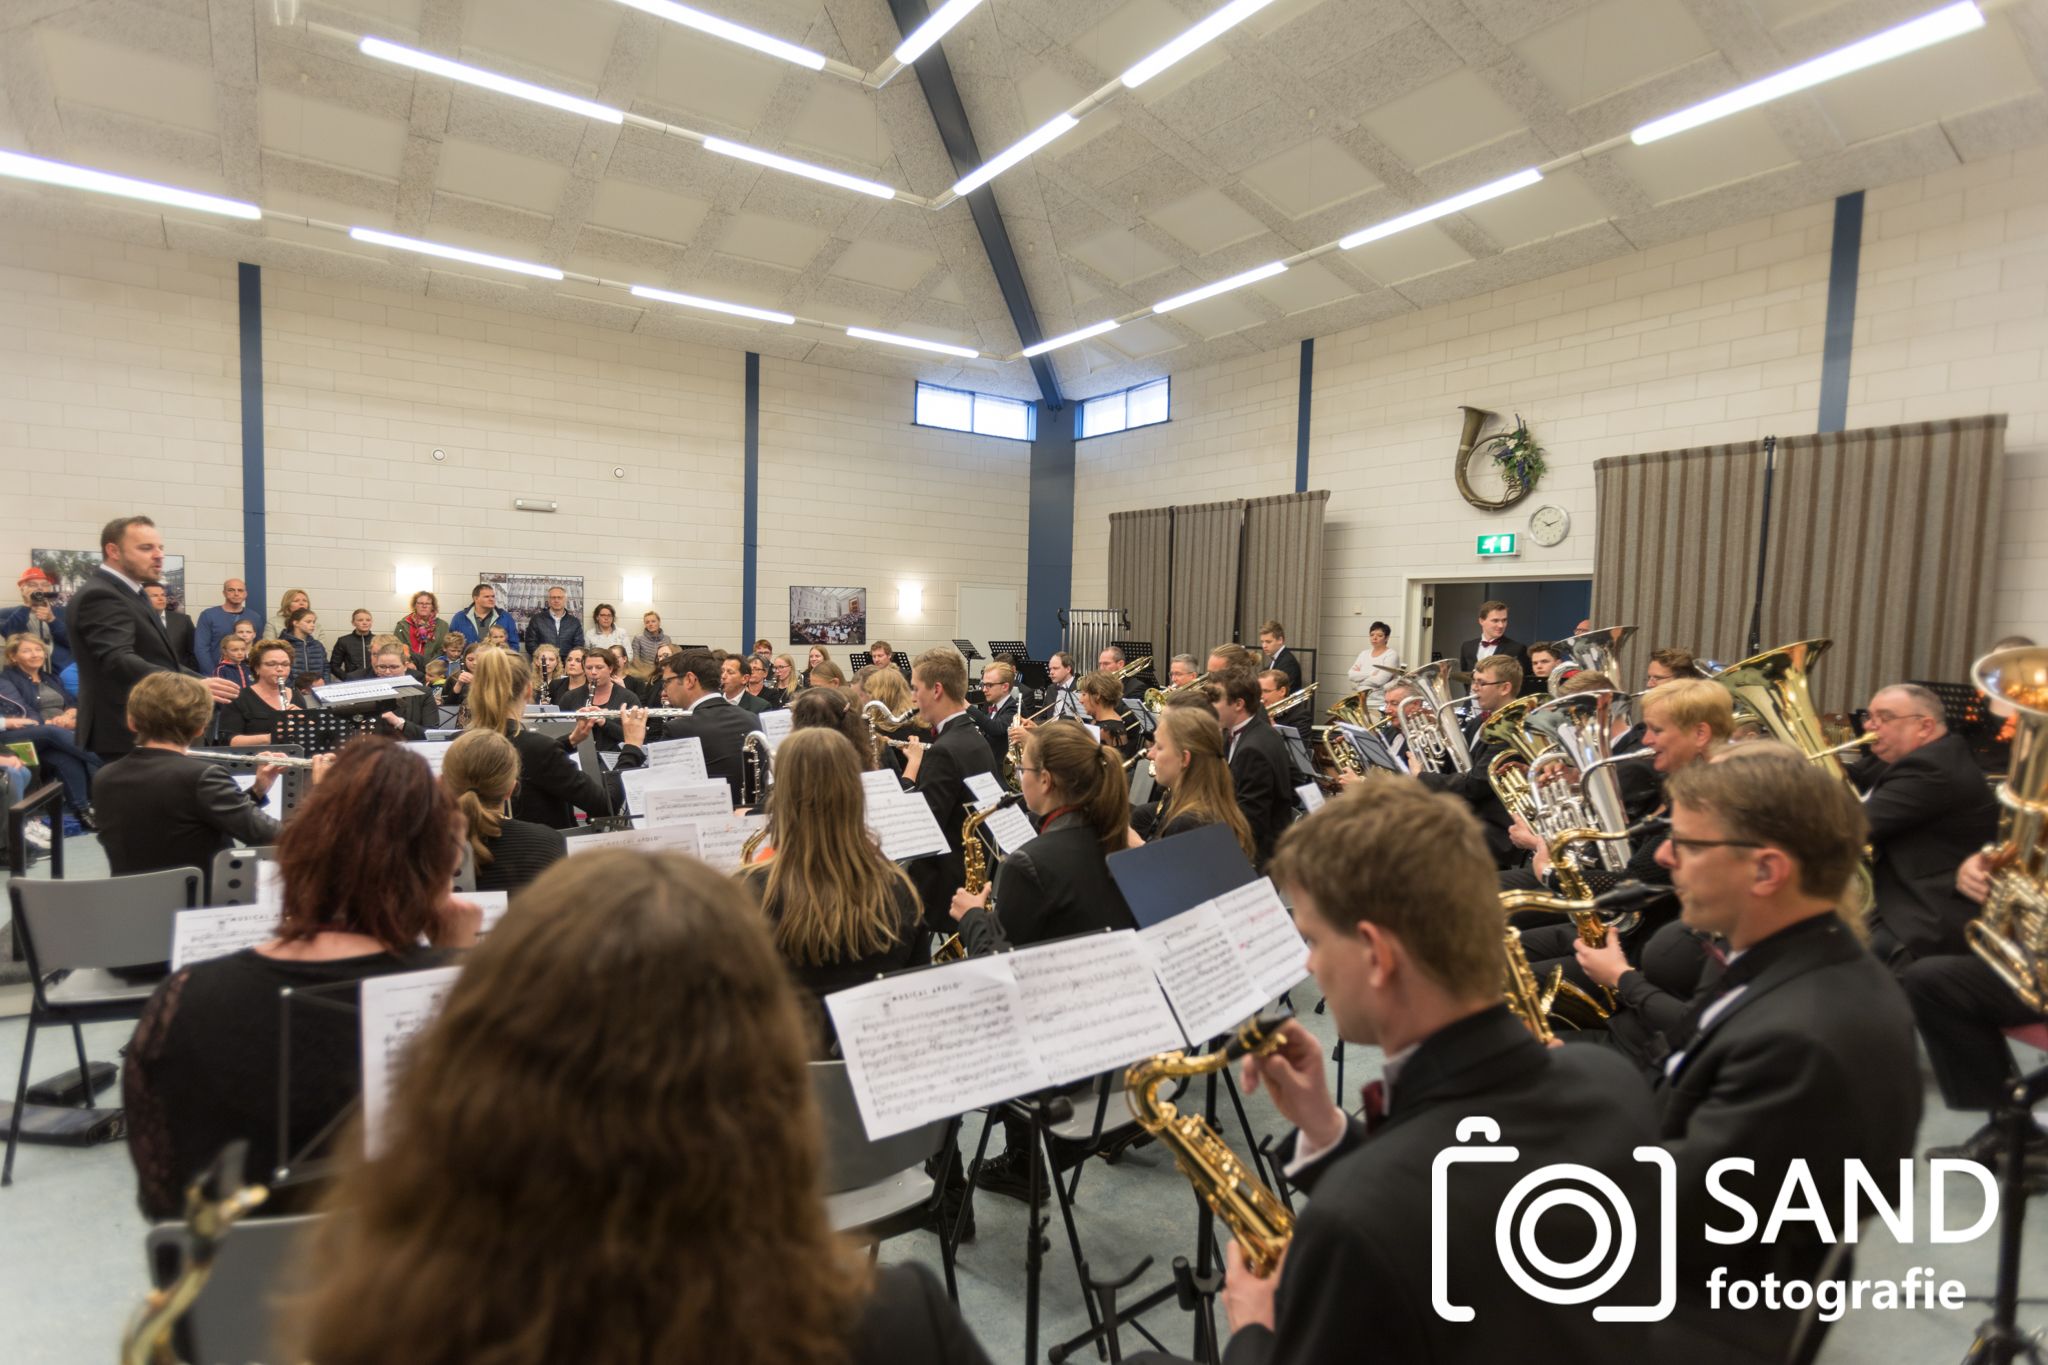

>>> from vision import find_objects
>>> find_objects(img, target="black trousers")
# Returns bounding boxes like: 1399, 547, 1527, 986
1902, 952, 2047, 1111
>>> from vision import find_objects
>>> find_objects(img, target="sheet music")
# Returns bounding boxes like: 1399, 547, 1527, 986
170, 905, 278, 971
359, 965, 462, 1157
984, 803, 1038, 856
468, 890, 510, 939
313, 677, 409, 704
964, 772, 1004, 809
695, 814, 765, 873
644, 780, 733, 825
1004, 932, 1184, 1085
861, 768, 903, 800
642, 736, 709, 777
403, 740, 450, 775
1212, 878, 1309, 1000
257, 860, 283, 911
866, 791, 950, 861
1296, 782, 1326, 813
826, 958, 1051, 1139
758, 709, 793, 751
1138, 904, 1268, 1045
618, 752, 715, 817
563, 822, 705, 859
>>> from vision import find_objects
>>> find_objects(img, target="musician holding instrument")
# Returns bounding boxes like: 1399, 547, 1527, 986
1077, 669, 1136, 758
790, 685, 880, 771
1215, 669, 1295, 869
557, 647, 639, 751
897, 649, 996, 935
1212, 779, 1659, 1364
652, 650, 762, 803
1131, 705, 1255, 857
1166, 654, 1201, 689
219, 639, 301, 747
973, 661, 1020, 768
465, 649, 635, 829
442, 729, 567, 894
1044, 650, 1081, 719
1416, 655, 1520, 867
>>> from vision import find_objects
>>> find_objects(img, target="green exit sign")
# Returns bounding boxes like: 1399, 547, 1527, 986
1475, 533, 1519, 557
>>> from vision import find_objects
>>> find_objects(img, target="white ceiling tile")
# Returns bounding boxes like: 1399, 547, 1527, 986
639, 24, 785, 132
460, 0, 625, 87
1070, 0, 1201, 80
1239, 135, 1381, 218
1143, 185, 1269, 255
39, 29, 217, 134
1342, 222, 1473, 283
1458, 167, 1611, 246
587, 179, 712, 242
1250, 258, 1353, 314
783, 80, 893, 171
1016, 64, 1091, 127
1358, 69, 1527, 168
1068, 227, 1177, 285
718, 211, 829, 270
1614, 109, 1795, 202
1514, 0, 1713, 109
1168, 292, 1265, 339
931, 274, 967, 305
830, 239, 939, 292
435, 138, 570, 215
1746, 0, 1848, 27
1103, 317, 1182, 359
1812, 16, 2040, 145
256, 88, 408, 178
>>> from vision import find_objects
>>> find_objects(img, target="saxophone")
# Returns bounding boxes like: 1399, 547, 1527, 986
1126, 1009, 1296, 1277
1501, 925, 1559, 1045
1497, 878, 1659, 1030
935, 797, 1014, 962
121, 1142, 268, 1365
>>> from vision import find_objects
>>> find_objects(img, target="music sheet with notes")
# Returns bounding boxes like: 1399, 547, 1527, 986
984, 803, 1038, 856
359, 965, 462, 1157
403, 740, 451, 775
861, 768, 903, 800
694, 814, 766, 873
1211, 880, 1309, 999
866, 791, 950, 861
1003, 933, 1184, 1085
643, 780, 733, 825
828, 957, 1050, 1139
468, 891, 511, 939
170, 905, 278, 971
758, 709, 793, 750
1295, 782, 1325, 813
1137, 903, 1269, 1045
963, 772, 1004, 809
562, 822, 705, 859
618, 749, 713, 817
642, 736, 709, 776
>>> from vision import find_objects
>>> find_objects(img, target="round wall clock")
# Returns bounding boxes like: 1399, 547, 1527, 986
1528, 505, 1570, 547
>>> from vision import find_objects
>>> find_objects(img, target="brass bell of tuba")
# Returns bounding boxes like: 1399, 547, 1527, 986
1966, 647, 2048, 1011
1391, 659, 1473, 774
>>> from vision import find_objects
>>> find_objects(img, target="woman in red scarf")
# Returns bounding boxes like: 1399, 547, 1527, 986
396, 590, 453, 670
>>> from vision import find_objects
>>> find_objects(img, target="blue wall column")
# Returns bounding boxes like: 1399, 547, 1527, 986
237, 262, 267, 609
1027, 402, 1075, 658
741, 351, 760, 651
1295, 337, 1314, 493
1817, 190, 1864, 434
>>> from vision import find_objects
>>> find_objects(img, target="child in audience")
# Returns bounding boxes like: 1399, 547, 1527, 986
215, 635, 251, 688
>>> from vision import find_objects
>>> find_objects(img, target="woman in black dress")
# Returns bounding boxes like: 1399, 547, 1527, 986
1131, 704, 1255, 858
442, 728, 567, 894
220, 639, 302, 746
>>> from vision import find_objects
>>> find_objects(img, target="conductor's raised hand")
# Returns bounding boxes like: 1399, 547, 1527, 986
1240, 1019, 1344, 1149
204, 674, 242, 704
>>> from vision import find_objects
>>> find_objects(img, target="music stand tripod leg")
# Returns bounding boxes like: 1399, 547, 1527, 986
1961, 1060, 2048, 1365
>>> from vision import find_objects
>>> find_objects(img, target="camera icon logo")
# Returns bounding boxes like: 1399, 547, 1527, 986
1431, 1117, 1675, 1323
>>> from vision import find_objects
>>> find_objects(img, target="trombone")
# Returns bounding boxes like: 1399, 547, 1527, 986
1264, 682, 1316, 723
1143, 670, 1214, 714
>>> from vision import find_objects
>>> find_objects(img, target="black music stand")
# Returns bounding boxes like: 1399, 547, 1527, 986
1961, 1058, 2048, 1365
1915, 678, 2008, 773
271, 978, 363, 1197
988, 640, 1027, 662
953, 638, 983, 661
891, 650, 912, 680
273, 711, 376, 756
1019, 657, 1052, 691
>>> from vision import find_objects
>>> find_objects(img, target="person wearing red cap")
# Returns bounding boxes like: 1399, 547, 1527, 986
0, 567, 70, 672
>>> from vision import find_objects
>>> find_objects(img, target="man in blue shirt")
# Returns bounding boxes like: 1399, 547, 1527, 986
192, 577, 266, 672
448, 582, 520, 648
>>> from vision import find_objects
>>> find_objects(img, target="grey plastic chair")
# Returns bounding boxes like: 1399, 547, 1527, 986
144, 1212, 319, 1364
5, 866, 202, 1185
210, 846, 277, 907
810, 1061, 957, 1294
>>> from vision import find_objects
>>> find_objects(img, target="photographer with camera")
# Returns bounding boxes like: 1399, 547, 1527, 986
0, 567, 70, 672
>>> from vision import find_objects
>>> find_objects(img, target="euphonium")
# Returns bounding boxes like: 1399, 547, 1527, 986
1391, 659, 1472, 774
1264, 682, 1316, 723
1316, 725, 1366, 779
1967, 647, 2048, 1010
1327, 691, 1370, 727
1483, 694, 1550, 830
1126, 1009, 1296, 1277
1548, 624, 1638, 697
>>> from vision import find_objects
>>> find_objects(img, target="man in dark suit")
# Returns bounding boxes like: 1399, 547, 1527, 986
1418, 654, 1520, 866
1848, 683, 2000, 967
1256, 619, 1303, 693
720, 654, 774, 717
1455, 599, 1530, 681
1216, 669, 1295, 869
901, 648, 997, 935
1653, 746, 1920, 1362
653, 649, 762, 802
522, 585, 584, 657
1217, 777, 1660, 1365
1097, 644, 1147, 700
68, 515, 240, 759
972, 660, 1021, 770
143, 584, 197, 671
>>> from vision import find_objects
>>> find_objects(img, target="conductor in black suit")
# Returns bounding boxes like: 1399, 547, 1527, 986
1455, 599, 1530, 680
1653, 746, 1920, 1362
67, 515, 240, 759
654, 649, 762, 803
1848, 683, 2000, 967
1215, 669, 1294, 869
899, 648, 997, 935
1211, 778, 1660, 1365
1256, 619, 1303, 693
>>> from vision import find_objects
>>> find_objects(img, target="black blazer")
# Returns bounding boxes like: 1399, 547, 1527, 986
1420, 710, 1516, 866
905, 710, 998, 933
473, 817, 568, 893
1654, 915, 1921, 1361
1852, 733, 1999, 958
972, 692, 1019, 770
1227, 711, 1295, 869
844, 1263, 995, 1365
1224, 1006, 1660, 1365
163, 610, 197, 671
733, 690, 775, 717
93, 748, 280, 897
66, 567, 201, 757
957, 812, 1137, 952
1456, 634, 1530, 677
1265, 646, 1303, 692
507, 725, 613, 829
652, 695, 763, 803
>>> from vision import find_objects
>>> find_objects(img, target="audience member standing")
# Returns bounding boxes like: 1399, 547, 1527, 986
448, 583, 518, 647
3, 567, 72, 671
192, 578, 264, 677
522, 586, 583, 657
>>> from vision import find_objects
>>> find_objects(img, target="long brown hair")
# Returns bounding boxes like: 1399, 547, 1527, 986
462, 647, 528, 736
1154, 707, 1255, 859
293, 851, 870, 1365
442, 729, 517, 867
274, 737, 462, 951
1027, 720, 1131, 853
791, 686, 875, 770
740, 728, 912, 965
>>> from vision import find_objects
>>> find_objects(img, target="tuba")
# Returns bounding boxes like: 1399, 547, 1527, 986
1126, 1009, 1296, 1277
1967, 647, 2048, 1010
1390, 659, 1473, 774
1548, 624, 1637, 697
1709, 640, 1873, 782
740, 731, 773, 808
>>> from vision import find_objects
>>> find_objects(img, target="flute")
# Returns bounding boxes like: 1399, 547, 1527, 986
528, 707, 694, 720
192, 749, 320, 770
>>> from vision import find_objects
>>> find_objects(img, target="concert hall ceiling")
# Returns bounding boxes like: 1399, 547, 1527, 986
3, 0, 2046, 399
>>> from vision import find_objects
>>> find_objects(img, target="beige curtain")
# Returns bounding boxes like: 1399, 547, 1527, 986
1108, 506, 1174, 659
1762, 415, 2003, 712
1591, 440, 1772, 685
1239, 490, 1329, 662
1169, 499, 1245, 667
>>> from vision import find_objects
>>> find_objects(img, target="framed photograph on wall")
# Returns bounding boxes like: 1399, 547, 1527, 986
32, 548, 186, 612
479, 572, 585, 620
789, 586, 866, 646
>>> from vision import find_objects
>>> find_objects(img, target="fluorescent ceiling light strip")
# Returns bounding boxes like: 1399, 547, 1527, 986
359, 38, 624, 124
703, 137, 896, 199
1121, 0, 1278, 88
846, 326, 979, 359
349, 227, 564, 280
952, 114, 1079, 196
631, 284, 794, 324
1152, 260, 1287, 313
894, 0, 986, 64
1631, 0, 1984, 144
1021, 319, 1120, 357
1339, 168, 1543, 250
612, 0, 827, 70
0, 149, 260, 219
